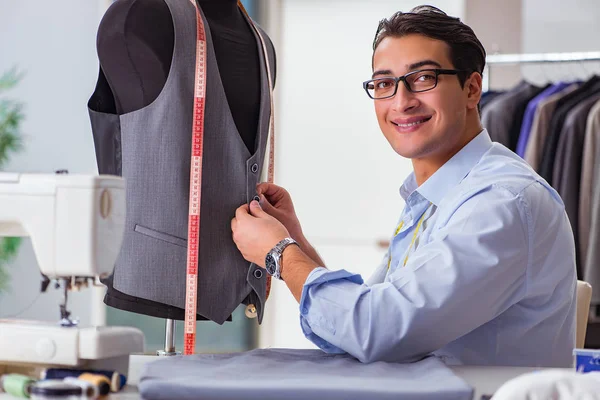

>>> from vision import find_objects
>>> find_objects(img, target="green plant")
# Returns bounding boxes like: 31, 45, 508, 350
0, 67, 24, 293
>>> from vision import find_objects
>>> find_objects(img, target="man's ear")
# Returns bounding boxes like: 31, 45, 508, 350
466, 72, 483, 111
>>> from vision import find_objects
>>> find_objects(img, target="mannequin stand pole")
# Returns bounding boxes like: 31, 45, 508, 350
156, 318, 181, 356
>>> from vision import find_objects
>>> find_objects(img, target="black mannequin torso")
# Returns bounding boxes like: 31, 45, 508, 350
97, 0, 174, 116
96, 0, 266, 153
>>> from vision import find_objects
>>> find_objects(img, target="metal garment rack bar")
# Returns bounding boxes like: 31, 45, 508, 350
483, 51, 600, 91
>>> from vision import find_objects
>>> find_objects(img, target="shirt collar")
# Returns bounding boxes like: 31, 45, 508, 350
400, 129, 493, 206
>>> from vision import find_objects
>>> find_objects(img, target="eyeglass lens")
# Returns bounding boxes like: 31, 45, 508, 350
367, 70, 438, 99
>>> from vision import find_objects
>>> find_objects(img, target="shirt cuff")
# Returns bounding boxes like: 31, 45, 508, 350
298, 267, 363, 353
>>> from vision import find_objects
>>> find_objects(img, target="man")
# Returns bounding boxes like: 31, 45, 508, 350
231, 5, 576, 367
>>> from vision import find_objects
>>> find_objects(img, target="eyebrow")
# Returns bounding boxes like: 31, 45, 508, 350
409, 60, 443, 70
371, 69, 394, 78
372, 60, 443, 79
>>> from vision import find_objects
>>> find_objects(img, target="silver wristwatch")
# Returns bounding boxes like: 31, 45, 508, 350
265, 237, 298, 280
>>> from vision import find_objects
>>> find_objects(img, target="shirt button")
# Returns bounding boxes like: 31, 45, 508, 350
253, 269, 263, 279
251, 163, 259, 173
301, 307, 308, 315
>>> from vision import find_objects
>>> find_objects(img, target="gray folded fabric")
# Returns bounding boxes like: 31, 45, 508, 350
139, 348, 473, 400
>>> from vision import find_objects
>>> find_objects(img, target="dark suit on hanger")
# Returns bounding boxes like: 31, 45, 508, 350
552, 93, 600, 279
539, 76, 600, 183
480, 90, 503, 111
580, 100, 600, 277
584, 100, 600, 306
481, 82, 545, 149
524, 84, 580, 171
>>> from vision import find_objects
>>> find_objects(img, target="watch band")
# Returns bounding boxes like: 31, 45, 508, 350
275, 237, 297, 253
269, 237, 298, 280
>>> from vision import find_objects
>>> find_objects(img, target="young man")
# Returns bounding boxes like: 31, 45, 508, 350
231, 6, 576, 367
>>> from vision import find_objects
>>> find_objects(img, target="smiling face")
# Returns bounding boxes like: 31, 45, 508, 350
372, 34, 481, 171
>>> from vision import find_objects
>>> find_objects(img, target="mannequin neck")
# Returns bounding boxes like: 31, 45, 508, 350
196, 0, 239, 21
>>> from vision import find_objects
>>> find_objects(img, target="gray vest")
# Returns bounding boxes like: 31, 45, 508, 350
88, 0, 275, 324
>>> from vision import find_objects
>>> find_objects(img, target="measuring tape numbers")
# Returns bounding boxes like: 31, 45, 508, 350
184, 0, 276, 355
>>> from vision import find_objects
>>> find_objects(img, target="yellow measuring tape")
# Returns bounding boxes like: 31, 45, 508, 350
388, 203, 432, 269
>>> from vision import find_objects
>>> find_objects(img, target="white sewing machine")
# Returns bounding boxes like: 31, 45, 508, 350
0, 172, 144, 376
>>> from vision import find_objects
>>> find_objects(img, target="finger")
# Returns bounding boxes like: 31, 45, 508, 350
261, 187, 287, 208
258, 194, 276, 213
249, 199, 266, 218
256, 182, 275, 197
232, 231, 241, 248
257, 182, 286, 198
235, 204, 250, 220
231, 217, 237, 232
256, 182, 267, 195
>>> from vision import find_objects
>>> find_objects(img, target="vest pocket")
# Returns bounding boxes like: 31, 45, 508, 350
134, 224, 187, 248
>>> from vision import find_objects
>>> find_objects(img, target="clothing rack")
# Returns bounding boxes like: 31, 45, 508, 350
483, 51, 600, 91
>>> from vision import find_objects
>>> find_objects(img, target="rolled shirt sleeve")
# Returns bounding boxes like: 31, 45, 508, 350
298, 186, 530, 363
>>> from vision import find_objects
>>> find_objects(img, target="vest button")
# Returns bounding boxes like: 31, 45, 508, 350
251, 163, 259, 173
253, 269, 263, 279
253, 195, 260, 202
245, 304, 258, 319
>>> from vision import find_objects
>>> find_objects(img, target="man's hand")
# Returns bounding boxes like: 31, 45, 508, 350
231, 200, 290, 268
256, 183, 303, 241
257, 182, 327, 268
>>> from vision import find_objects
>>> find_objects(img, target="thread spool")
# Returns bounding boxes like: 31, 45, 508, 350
62, 378, 98, 398
29, 380, 82, 400
77, 373, 110, 397
42, 368, 126, 392
1, 374, 35, 398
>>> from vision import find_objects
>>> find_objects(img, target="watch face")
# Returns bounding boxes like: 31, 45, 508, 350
265, 254, 276, 276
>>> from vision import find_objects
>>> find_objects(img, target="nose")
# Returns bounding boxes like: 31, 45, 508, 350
390, 82, 420, 113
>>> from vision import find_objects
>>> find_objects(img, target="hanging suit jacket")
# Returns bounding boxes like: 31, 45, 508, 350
516, 83, 570, 158
580, 100, 600, 272
479, 90, 504, 111
552, 93, 600, 279
539, 76, 600, 183
524, 84, 579, 171
584, 100, 600, 305
88, 0, 276, 324
482, 82, 544, 149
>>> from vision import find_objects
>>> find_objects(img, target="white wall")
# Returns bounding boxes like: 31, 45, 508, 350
521, 0, 600, 85
0, 1, 107, 325
464, 0, 522, 90
523, 0, 600, 53
474, 0, 600, 89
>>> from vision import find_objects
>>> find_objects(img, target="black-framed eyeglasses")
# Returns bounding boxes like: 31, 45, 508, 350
363, 68, 467, 100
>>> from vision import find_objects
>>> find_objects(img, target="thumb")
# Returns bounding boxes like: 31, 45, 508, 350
249, 199, 267, 218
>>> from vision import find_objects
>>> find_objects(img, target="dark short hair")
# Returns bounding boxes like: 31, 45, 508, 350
372, 5, 486, 87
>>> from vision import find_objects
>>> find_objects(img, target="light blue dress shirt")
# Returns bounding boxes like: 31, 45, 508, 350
299, 130, 577, 367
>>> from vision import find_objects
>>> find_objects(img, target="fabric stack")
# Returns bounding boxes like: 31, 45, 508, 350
481, 76, 600, 307
139, 349, 474, 400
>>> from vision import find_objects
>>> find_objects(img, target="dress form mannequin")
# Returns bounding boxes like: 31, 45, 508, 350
89, 0, 277, 349
96, 0, 265, 152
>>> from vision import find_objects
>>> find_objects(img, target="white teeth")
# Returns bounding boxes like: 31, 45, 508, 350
400, 121, 421, 127
394, 118, 428, 128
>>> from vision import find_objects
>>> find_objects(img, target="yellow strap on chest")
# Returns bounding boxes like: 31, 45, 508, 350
387, 203, 432, 270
